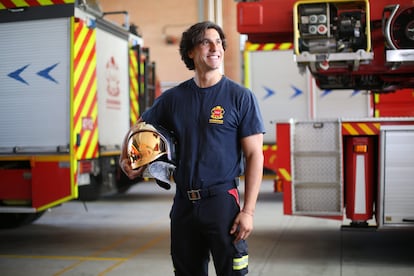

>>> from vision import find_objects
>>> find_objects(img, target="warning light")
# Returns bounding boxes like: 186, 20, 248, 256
353, 144, 368, 153
79, 160, 93, 174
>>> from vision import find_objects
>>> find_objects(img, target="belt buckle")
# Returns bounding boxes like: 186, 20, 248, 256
187, 189, 201, 201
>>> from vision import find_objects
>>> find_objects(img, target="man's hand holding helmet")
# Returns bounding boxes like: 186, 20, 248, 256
120, 120, 147, 179
119, 157, 146, 180
120, 121, 176, 189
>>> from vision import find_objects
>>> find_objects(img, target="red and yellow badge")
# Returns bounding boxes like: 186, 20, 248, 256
209, 105, 225, 124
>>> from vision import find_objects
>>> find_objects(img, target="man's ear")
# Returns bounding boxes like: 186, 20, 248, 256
187, 49, 194, 59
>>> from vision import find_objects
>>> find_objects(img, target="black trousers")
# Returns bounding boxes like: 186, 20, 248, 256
170, 187, 248, 276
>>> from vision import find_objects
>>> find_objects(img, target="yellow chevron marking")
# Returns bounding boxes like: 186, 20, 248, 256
280, 43, 293, 50
1, 0, 75, 9
247, 43, 260, 51
263, 43, 276, 50
342, 123, 358, 135
74, 36, 95, 88
278, 168, 291, 181
73, 21, 97, 160
357, 123, 375, 135
129, 49, 139, 124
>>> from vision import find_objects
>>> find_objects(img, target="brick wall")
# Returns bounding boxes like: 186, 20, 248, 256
98, 0, 241, 89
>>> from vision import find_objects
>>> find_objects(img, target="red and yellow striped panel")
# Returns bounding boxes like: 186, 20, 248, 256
73, 19, 98, 161
0, 0, 74, 9
342, 122, 380, 135
129, 49, 139, 126
139, 54, 146, 105
245, 42, 293, 51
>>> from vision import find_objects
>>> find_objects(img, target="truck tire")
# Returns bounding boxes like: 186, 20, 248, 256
0, 212, 45, 229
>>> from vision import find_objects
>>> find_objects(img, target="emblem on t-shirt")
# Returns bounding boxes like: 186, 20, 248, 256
209, 105, 225, 124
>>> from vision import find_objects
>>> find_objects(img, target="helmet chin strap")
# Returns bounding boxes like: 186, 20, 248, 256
143, 161, 176, 185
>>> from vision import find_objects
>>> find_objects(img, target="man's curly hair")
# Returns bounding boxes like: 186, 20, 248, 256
179, 21, 227, 70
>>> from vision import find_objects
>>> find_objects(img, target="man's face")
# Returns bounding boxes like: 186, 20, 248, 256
188, 28, 224, 73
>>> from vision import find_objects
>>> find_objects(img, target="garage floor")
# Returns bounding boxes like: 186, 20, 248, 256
0, 179, 413, 276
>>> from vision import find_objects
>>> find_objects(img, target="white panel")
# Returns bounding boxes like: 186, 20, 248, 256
248, 50, 309, 143
0, 18, 71, 151
381, 127, 414, 226
96, 28, 130, 147
355, 155, 367, 214
311, 77, 370, 119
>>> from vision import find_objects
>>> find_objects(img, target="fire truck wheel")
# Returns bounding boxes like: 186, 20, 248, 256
0, 212, 45, 229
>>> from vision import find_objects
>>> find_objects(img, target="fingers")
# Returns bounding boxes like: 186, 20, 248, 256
120, 158, 145, 179
230, 220, 239, 235
233, 227, 251, 243
230, 212, 253, 242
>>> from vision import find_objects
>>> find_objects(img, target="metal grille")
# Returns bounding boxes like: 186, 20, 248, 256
294, 154, 339, 183
291, 120, 343, 215
294, 184, 341, 213
294, 121, 339, 152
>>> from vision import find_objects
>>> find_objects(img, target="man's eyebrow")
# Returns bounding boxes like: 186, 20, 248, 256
201, 38, 222, 41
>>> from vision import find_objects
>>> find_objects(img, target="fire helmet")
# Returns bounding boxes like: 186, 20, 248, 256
127, 122, 176, 169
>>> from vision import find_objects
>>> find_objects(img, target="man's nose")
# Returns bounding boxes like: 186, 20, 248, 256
209, 41, 218, 50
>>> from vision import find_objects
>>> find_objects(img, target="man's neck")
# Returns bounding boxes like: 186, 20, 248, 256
193, 70, 222, 88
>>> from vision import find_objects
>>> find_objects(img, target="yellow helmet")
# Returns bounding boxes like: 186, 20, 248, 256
127, 122, 175, 169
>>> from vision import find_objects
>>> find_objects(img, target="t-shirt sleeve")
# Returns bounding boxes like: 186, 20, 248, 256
238, 89, 266, 138
141, 91, 168, 126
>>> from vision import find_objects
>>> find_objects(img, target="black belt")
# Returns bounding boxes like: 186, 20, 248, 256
185, 181, 238, 201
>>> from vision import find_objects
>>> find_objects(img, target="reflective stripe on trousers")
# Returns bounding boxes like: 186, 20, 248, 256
233, 254, 248, 271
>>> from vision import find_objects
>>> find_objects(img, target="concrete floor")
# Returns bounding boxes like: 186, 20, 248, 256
0, 179, 413, 276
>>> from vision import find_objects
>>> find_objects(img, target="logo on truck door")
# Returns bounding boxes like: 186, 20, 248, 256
106, 56, 120, 96
106, 56, 121, 109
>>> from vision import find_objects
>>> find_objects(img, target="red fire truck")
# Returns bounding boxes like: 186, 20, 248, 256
0, 0, 156, 227
237, 0, 414, 229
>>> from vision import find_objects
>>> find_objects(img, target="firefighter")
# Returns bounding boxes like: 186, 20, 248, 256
120, 21, 264, 276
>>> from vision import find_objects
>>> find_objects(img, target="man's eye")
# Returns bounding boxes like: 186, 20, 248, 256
200, 39, 222, 46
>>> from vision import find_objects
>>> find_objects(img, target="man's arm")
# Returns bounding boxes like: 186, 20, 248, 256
230, 133, 264, 242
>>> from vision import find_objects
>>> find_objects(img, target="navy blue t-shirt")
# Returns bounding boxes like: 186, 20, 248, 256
141, 76, 264, 191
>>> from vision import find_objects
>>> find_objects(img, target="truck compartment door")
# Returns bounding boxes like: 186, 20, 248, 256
290, 120, 343, 218
378, 126, 414, 229
0, 18, 71, 151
